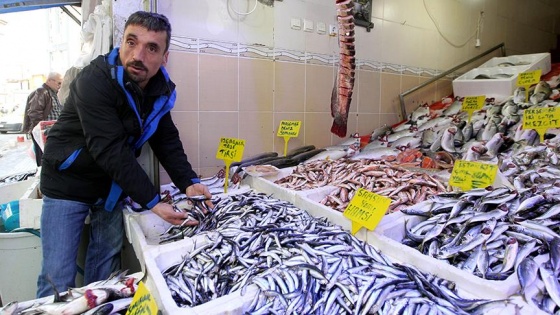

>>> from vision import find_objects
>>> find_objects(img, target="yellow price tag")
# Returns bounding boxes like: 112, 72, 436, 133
461, 95, 485, 122
343, 188, 391, 235
216, 137, 246, 162
517, 70, 542, 103
517, 70, 542, 87
522, 106, 560, 142
216, 137, 245, 193
277, 120, 302, 137
277, 120, 302, 156
449, 160, 498, 191
126, 281, 158, 315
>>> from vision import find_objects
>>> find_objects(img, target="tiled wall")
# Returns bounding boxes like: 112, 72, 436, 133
112, 0, 560, 180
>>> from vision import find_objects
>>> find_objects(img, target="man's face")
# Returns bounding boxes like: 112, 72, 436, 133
47, 76, 63, 92
119, 24, 169, 89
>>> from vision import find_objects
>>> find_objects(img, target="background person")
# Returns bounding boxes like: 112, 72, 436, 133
36, 11, 213, 297
22, 72, 64, 166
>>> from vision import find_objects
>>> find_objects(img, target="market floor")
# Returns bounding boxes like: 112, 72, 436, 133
0, 134, 38, 179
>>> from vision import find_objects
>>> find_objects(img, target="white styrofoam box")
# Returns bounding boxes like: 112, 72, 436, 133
19, 179, 43, 229
124, 210, 171, 270
452, 66, 530, 101
295, 185, 410, 236
295, 186, 367, 242
124, 186, 253, 271
480, 53, 551, 75
143, 236, 259, 315
0, 178, 36, 204
366, 215, 521, 300
241, 167, 298, 204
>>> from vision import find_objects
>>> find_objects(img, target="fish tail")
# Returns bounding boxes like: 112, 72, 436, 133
331, 118, 347, 138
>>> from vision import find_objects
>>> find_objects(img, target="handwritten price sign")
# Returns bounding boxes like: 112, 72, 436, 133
126, 282, 158, 315
343, 188, 391, 235
462, 95, 485, 111
216, 137, 245, 162
277, 120, 302, 156
462, 95, 486, 122
449, 160, 498, 191
523, 106, 560, 142
216, 137, 245, 193
277, 120, 301, 137
517, 70, 542, 103
517, 70, 541, 87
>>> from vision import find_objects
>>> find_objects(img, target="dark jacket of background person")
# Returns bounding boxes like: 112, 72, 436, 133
40, 51, 199, 209
22, 83, 58, 134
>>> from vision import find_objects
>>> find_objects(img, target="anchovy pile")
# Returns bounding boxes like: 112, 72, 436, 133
159, 191, 514, 314
401, 186, 560, 280
274, 159, 449, 213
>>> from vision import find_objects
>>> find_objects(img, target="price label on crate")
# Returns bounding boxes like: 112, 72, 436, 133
343, 188, 391, 235
277, 120, 302, 156
216, 137, 245, 193
517, 69, 542, 102
522, 106, 560, 142
449, 160, 498, 191
461, 95, 485, 122
126, 281, 158, 315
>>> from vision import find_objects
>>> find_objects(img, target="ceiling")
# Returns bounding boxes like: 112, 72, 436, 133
0, 0, 81, 14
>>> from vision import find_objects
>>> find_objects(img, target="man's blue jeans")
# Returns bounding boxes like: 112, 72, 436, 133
36, 195, 123, 298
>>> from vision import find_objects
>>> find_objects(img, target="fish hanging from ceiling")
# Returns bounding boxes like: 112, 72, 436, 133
330, 0, 356, 137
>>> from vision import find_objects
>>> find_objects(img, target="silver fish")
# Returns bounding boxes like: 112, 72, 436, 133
539, 262, 560, 307
517, 257, 539, 296
441, 127, 457, 153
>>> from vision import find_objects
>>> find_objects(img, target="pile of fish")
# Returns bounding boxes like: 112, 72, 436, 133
360, 79, 558, 166
515, 243, 560, 314
0, 271, 139, 315
159, 190, 523, 314
273, 158, 449, 213
400, 186, 560, 282
499, 139, 560, 191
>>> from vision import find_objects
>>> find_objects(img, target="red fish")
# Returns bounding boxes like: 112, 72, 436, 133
331, 0, 356, 137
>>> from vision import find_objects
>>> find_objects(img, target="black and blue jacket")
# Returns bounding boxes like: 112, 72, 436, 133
40, 47, 199, 210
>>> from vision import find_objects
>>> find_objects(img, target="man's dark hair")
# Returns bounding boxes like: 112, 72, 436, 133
125, 11, 172, 52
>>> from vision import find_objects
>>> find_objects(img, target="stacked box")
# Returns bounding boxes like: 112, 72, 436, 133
452, 52, 552, 101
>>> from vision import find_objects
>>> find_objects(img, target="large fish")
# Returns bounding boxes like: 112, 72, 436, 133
330, 0, 356, 137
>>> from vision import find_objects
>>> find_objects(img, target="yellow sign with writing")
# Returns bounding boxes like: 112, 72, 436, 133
216, 137, 245, 162
523, 106, 560, 142
277, 120, 302, 156
343, 188, 391, 235
449, 160, 498, 191
517, 70, 542, 87
462, 95, 486, 122
277, 120, 302, 137
216, 137, 245, 193
517, 69, 542, 103
126, 281, 158, 315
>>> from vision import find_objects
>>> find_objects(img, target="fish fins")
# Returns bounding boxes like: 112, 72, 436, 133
331, 119, 348, 138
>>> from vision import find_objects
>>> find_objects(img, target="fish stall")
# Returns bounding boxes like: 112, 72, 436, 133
84, 63, 560, 314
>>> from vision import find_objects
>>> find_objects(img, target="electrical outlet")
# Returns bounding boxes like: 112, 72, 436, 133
329, 24, 337, 36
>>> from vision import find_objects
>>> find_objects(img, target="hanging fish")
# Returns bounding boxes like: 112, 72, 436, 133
330, 0, 356, 137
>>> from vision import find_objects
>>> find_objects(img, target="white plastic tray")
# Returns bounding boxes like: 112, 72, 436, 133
143, 233, 259, 315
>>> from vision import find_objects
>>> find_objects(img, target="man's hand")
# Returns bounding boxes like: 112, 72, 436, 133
186, 183, 214, 212
150, 202, 199, 226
